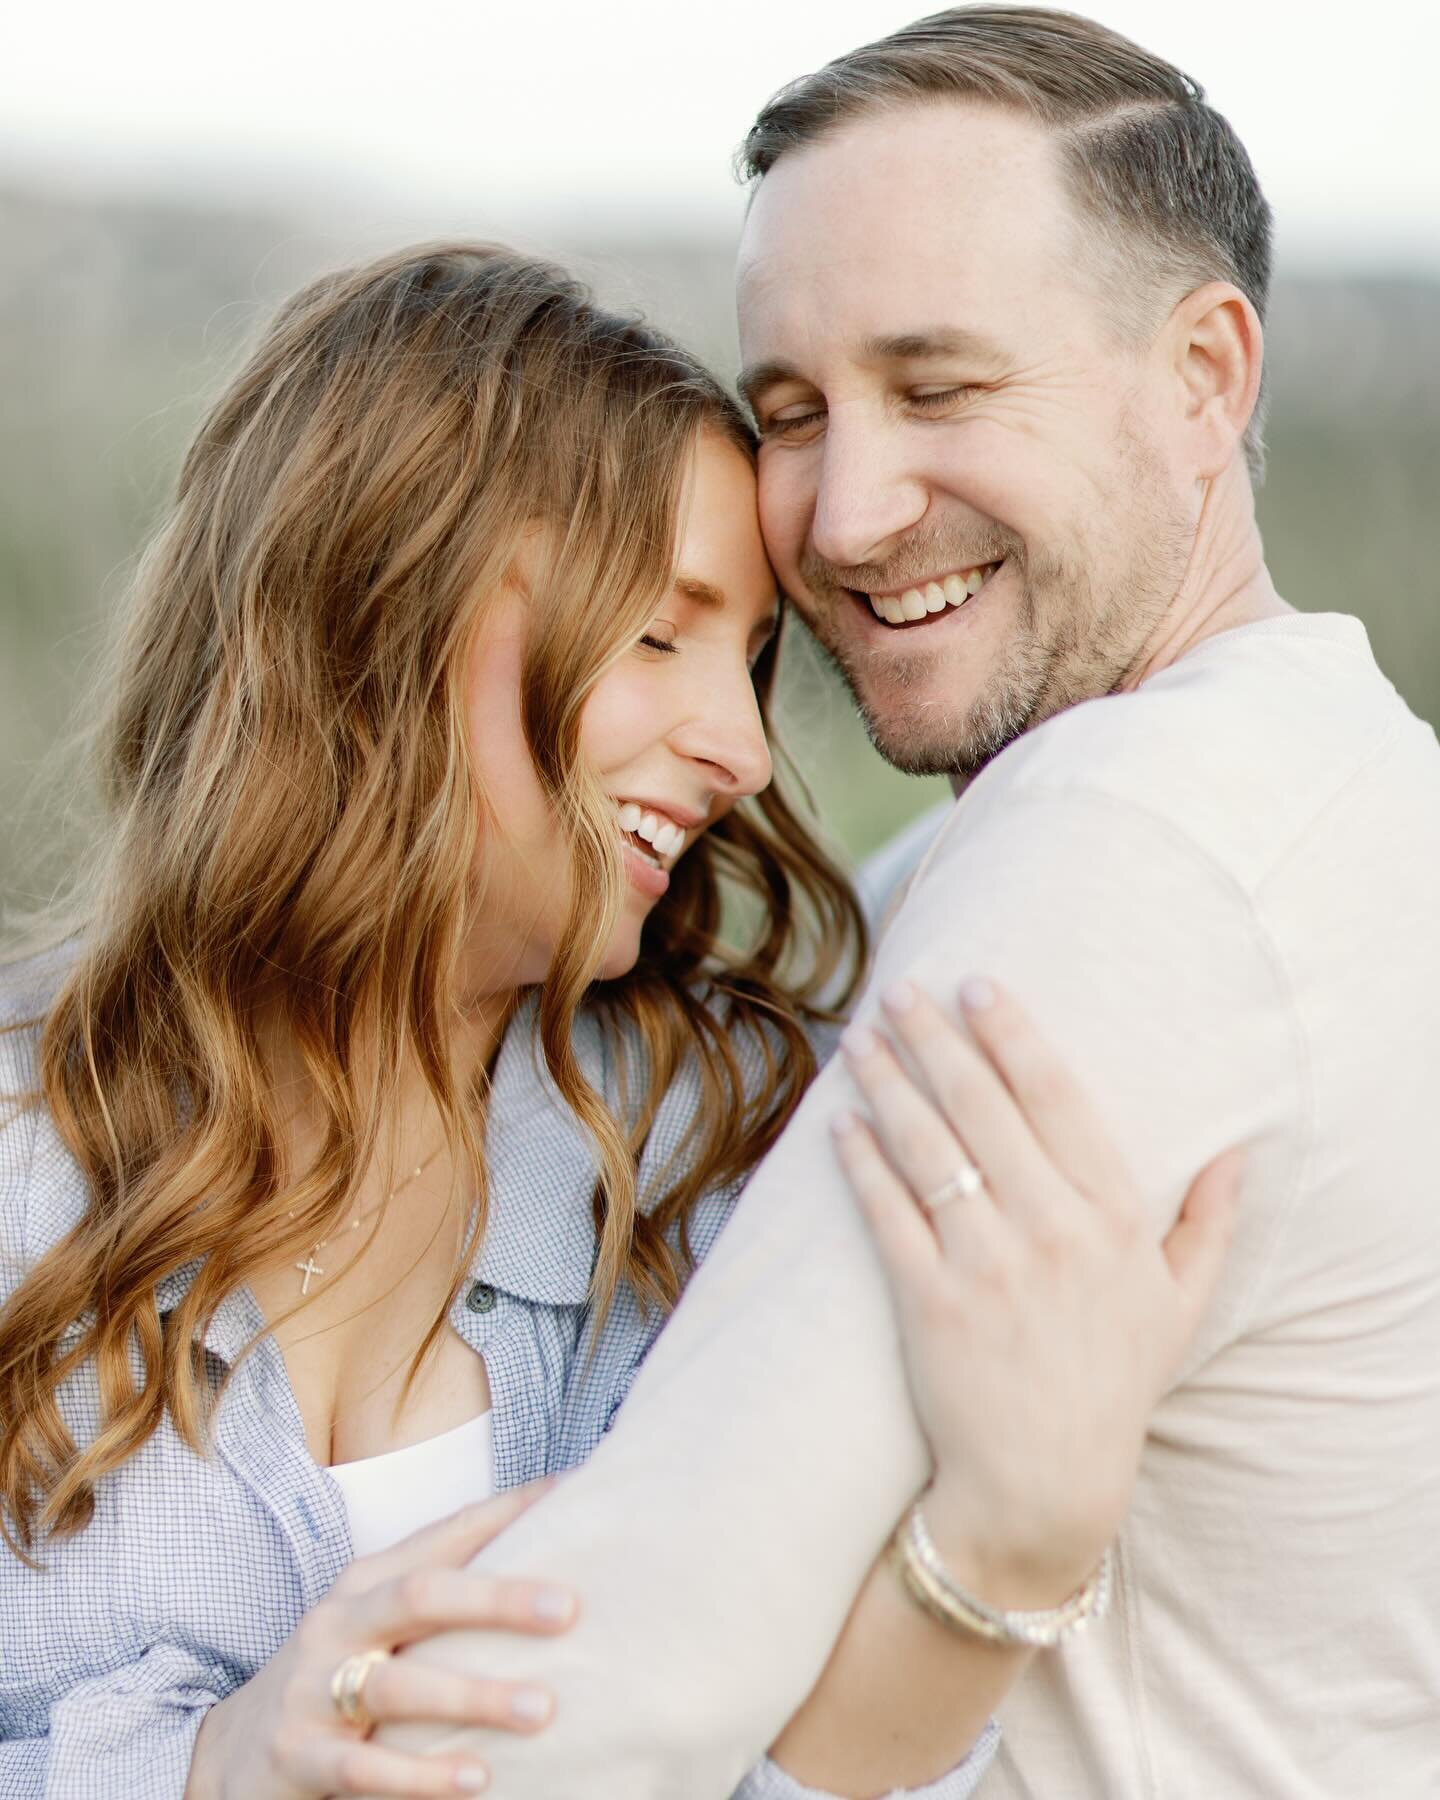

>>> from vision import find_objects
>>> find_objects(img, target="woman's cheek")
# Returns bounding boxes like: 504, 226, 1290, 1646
578, 662, 664, 768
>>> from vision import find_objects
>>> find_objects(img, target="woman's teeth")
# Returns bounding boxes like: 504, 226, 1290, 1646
867, 562, 999, 626
616, 803, 685, 862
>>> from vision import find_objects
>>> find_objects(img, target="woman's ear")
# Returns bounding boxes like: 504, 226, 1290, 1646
1166, 281, 1264, 480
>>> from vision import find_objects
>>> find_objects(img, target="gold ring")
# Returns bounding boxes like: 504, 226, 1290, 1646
330, 1647, 390, 1730
923, 1159, 986, 1212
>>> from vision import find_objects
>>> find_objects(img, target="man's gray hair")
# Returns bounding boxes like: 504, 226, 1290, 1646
739, 6, 1273, 481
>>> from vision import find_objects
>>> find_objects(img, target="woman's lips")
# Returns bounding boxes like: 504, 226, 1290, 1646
621, 837, 670, 899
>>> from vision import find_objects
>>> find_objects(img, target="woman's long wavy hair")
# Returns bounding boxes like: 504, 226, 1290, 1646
0, 243, 865, 1559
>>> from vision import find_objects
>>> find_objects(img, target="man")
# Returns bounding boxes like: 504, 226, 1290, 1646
382, 10, 1440, 1794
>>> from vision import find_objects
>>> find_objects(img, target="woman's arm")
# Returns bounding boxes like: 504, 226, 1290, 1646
747, 1573, 1014, 1797
0, 1489, 574, 1800
185, 1485, 574, 1800
0, 1642, 221, 1800
750, 979, 1239, 1799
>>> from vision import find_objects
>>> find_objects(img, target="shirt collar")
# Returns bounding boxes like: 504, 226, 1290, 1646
467, 994, 606, 1307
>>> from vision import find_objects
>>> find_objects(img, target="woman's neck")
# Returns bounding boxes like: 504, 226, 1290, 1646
258, 986, 518, 1190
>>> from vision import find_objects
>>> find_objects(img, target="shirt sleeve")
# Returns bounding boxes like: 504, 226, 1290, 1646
732, 1721, 1002, 1800
373, 782, 1302, 1799
3, 1644, 219, 1799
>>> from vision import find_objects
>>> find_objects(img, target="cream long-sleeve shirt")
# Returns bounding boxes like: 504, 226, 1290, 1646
382, 613, 1440, 1799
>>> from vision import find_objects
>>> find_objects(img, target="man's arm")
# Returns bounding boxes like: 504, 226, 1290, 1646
377, 783, 1300, 1798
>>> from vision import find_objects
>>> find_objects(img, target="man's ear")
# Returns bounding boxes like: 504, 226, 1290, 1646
1166, 281, 1264, 479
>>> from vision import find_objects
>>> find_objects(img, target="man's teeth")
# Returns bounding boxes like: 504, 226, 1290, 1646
869, 563, 999, 625
616, 803, 685, 859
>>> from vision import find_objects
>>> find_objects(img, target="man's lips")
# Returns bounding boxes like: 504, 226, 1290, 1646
842, 560, 1006, 631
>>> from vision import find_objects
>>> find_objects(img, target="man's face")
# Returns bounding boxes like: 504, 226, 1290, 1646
738, 101, 1196, 777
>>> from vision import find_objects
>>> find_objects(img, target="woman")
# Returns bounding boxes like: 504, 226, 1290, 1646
0, 244, 1233, 1799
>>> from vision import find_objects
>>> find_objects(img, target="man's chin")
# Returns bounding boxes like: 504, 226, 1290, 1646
831, 655, 969, 776
856, 708, 968, 779
822, 604, 1054, 779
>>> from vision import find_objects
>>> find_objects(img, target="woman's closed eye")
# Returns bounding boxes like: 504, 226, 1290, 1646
639, 632, 679, 655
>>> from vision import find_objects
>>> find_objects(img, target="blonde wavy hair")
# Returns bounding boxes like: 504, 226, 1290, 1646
0, 243, 865, 1558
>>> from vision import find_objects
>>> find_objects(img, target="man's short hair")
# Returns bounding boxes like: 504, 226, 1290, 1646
739, 5, 1274, 481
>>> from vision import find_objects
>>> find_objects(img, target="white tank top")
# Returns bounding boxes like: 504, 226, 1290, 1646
328, 1411, 496, 1560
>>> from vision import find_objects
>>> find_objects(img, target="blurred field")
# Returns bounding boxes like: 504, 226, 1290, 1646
2, 184, 1437, 914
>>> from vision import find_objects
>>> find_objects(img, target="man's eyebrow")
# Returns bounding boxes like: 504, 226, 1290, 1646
859, 327, 1009, 367
736, 359, 801, 412
738, 328, 1009, 411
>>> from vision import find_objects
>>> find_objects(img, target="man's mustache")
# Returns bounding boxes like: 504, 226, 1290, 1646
798, 533, 1021, 597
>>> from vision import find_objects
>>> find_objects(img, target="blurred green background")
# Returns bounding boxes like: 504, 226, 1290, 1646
2, 183, 1437, 915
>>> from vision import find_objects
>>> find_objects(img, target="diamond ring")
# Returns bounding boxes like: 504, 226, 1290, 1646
923, 1158, 987, 1212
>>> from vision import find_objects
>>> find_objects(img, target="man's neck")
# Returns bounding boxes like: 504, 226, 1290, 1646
1123, 458, 1291, 692
946, 461, 1292, 800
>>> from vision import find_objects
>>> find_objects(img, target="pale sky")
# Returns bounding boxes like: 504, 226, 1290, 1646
5, 0, 1438, 268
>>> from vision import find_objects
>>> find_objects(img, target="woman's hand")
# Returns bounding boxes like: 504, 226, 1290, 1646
186, 1481, 576, 1800
833, 977, 1241, 1614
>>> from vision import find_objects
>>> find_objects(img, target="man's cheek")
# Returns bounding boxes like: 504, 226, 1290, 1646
757, 465, 807, 572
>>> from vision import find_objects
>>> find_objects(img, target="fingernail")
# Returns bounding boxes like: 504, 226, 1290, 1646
882, 980, 917, 1013
830, 1107, 860, 1138
959, 977, 995, 1012
533, 1586, 574, 1622
840, 1023, 877, 1058
455, 1768, 489, 1793
510, 1686, 552, 1723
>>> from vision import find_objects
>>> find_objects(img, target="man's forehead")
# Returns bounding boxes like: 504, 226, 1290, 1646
735, 105, 1079, 377
737, 100, 1069, 301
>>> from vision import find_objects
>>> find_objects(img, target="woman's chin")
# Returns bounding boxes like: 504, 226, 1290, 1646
595, 927, 644, 984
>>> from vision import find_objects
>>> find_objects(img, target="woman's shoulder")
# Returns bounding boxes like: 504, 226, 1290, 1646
628, 982, 841, 1228
647, 981, 840, 1098
0, 943, 87, 1292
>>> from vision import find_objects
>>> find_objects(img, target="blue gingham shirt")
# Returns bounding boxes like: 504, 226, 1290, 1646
0, 952, 998, 1798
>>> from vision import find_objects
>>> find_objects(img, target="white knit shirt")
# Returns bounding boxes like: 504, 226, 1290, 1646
391, 613, 1440, 1800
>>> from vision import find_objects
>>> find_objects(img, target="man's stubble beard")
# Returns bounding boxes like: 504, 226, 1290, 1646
796, 436, 1194, 780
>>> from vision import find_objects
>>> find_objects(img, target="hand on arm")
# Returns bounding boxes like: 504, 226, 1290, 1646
185, 1483, 574, 1800
374, 788, 1289, 1798
764, 980, 1240, 1797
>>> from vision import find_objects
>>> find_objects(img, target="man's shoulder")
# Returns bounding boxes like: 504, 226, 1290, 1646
959, 612, 1435, 889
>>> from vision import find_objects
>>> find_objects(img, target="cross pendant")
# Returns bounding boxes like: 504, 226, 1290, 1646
295, 1254, 324, 1295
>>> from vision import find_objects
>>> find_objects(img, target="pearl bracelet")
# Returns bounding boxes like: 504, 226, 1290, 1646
892, 1502, 1114, 1649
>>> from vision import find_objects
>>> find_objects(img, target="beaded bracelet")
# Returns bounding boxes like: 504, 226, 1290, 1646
892, 1502, 1114, 1649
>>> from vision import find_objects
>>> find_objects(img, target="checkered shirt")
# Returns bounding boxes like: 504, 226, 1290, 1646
0, 951, 997, 1798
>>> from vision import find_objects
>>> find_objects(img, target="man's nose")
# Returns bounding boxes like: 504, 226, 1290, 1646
809, 410, 929, 570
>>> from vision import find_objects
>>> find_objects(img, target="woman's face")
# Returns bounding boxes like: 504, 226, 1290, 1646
463, 431, 778, 993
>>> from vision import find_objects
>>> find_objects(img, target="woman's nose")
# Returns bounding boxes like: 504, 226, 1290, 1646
672, 668, 773, 799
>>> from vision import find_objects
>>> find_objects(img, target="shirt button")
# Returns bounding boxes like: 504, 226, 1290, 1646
466, 1281, 497, 1314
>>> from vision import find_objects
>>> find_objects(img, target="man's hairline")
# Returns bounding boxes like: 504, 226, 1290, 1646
736, 89, 1220, 353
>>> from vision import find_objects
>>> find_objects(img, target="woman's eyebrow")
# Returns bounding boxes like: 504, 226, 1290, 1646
674, 575, 780, 643
675, 575, 727, 609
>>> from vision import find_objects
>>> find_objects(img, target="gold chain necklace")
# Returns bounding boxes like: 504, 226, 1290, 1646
288, 1142, 447, 1295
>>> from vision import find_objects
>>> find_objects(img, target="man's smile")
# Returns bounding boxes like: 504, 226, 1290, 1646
854, 560, 1005, 627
